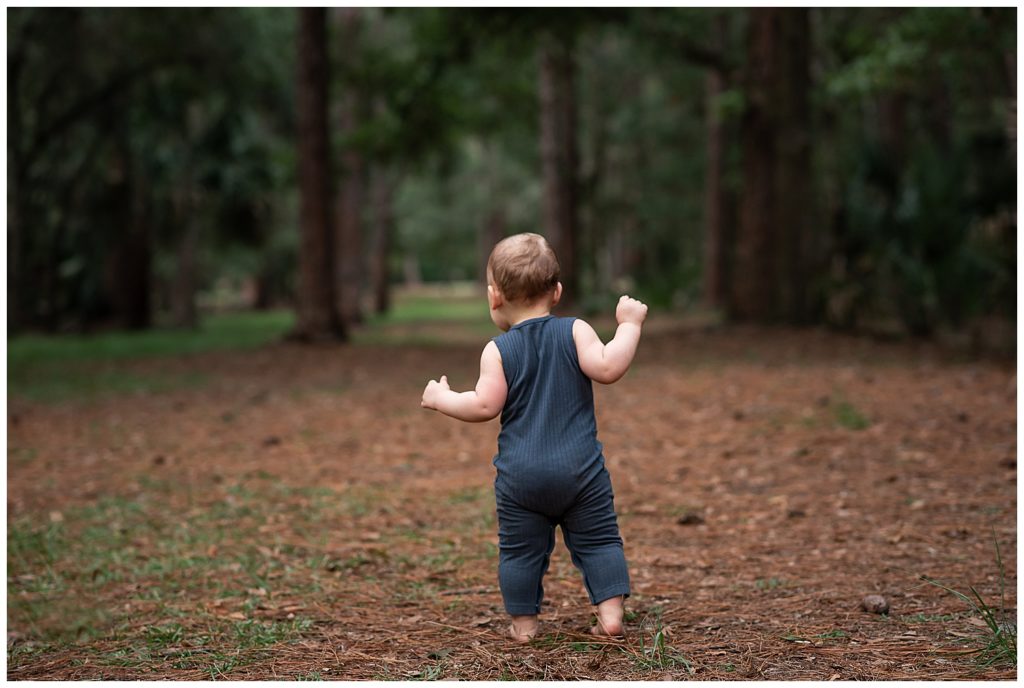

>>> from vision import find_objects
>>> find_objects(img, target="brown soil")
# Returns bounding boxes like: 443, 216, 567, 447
7, 323, 1017, 680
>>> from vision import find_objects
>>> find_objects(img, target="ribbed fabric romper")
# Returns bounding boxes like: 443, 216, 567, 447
491, 314, 630, 615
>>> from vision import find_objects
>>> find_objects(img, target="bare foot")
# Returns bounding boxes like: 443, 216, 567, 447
590, 596, 625, 637
508, 615, 538, 643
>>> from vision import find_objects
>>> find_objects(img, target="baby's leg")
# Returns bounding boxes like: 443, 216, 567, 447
592, 595, 625, 637
508, 615, 539, 643
560, 471, 630, 635
496, 495, 556, 642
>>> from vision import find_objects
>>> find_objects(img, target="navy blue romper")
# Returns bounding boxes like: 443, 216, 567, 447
491, 315, 630, 615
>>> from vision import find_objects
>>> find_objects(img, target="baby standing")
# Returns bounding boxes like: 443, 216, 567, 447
421, 233, 647, 642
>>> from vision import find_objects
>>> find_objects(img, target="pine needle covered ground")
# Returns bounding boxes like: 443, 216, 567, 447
8, 296, 1016, 680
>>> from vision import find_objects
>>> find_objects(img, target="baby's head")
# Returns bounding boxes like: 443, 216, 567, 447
486, 233, 562, 330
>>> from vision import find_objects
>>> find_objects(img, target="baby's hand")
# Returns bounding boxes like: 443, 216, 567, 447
421, 375, 450, 410
616, 295, 648, 326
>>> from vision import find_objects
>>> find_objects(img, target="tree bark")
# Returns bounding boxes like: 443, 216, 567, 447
731, 8, 813, 323
9, 161, 23, 334
733, 9, 778, 320
8, 53, 24, 333
774, 8, 813, 323
478, 140, 507, 285
701, 14, 729, 309
1006, 50, 1016, 156
539, 35, 578, 307
104, 143, 152, 331
333, 7, 365, 326
171, 190, 200, 329
294, 7, 344, 342
878, 93, 907, 172
370, 166, 397, 315
254, 273, 273, 310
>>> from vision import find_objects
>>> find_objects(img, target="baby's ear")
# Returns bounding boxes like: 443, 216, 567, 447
488, 284, 503, 309
551, 282, 563, 307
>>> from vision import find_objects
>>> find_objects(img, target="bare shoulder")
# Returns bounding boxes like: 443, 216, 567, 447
482, 339, 502, 362
572, 318, 601, 345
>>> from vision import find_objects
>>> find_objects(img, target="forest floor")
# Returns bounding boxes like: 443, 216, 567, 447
7, 293, 1018, 680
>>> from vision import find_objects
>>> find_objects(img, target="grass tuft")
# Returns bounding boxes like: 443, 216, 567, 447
627, 608, 693, 673
833, 399, 870, 430
920, 535, 1016, 669
755, 577, 786, 591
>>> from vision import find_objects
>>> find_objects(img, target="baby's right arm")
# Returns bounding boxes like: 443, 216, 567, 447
572, 295, 648, 384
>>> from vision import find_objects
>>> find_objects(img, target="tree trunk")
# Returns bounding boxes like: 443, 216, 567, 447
171, 191, 200, 329
878, 93, 907, 172
254, 273, 273, 310
9, 169, 24, 333
732, 8, 812, 323
774, 8, 812, 323
293, 7, 344, 342
333, 7, 365, 326
1006, 51, 1016, 157
701, 15, 729, 309
539, 35, 578, 307
478, 141, 507, 285
8, 75, 23, 333
370, 166, 397, 315
732, 9, 778, 320
105, 144, 152, 331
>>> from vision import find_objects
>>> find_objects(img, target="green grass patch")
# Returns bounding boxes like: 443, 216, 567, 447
232, 618, 314, 648
145, 623, 185, 648
8, 365, 208, 403
901, 612, 962, 624
9, 310, 295, 366
367, 294, 489, 324
833, 398, 870, 430
6, 477, 343, 651
8, 310, 294, 402
7, 294, 500, 401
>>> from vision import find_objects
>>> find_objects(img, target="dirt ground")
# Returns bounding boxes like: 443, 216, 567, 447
6, 320, 1018, 679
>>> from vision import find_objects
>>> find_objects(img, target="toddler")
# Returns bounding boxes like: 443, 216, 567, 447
420, 233, 647, 642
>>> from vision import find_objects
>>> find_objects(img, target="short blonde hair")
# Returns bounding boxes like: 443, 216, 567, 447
487, 233, 560, 304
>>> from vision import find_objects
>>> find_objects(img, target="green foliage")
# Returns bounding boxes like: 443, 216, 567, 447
9, 8, 296, 333
8, 7, 1015, 335
819, 7, 1015, 333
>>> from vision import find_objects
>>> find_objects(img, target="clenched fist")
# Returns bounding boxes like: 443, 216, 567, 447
421, 374, 450, 409
616, 295, 648, 326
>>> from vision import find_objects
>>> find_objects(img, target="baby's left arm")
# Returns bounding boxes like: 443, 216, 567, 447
421, 341, 507, 422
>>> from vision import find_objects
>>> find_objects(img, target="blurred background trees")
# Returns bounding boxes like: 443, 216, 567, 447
6, 7, 1016, 341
